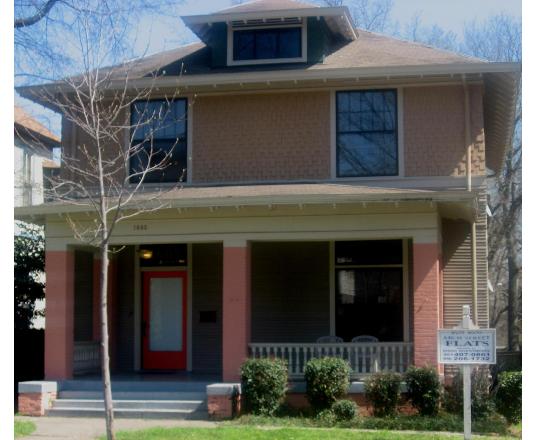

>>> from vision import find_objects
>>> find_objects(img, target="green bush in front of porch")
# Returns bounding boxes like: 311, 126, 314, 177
304, 357, 351, 411
364, 372, 402, 417
404, 366, 442, 416
240, 358, 288, 416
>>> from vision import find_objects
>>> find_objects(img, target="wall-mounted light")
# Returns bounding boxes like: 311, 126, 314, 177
139, 249, 153, 260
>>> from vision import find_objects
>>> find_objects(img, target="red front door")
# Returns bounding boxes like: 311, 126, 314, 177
142, 271, 187, 370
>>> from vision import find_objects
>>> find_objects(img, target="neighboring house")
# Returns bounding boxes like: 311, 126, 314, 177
14, 106, 60, 207
15, 0, 519, 416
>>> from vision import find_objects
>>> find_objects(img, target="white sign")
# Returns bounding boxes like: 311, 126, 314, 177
438, 329, 496, 365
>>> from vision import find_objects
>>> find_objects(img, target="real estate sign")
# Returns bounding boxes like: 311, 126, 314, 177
437, 329, 496, 364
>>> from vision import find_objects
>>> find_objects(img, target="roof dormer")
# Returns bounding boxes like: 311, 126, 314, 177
181, 0, 356, 68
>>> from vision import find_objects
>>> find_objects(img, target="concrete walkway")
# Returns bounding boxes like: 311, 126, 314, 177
16, 416, 218, 440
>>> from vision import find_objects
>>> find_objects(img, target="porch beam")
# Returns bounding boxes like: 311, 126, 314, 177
222, 242, 251, 381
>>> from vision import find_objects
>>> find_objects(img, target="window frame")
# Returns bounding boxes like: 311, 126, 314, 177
227, 22, 307, 66
129, 97, 189, 185
332, 88, 404, 180
330, 239, 410, 343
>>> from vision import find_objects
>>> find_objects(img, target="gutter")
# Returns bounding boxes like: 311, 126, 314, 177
15, 189, 477, 218
16, 62, 521, 99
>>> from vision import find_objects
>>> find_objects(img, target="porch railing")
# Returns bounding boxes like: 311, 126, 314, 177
248, 342, 413, 379
73, 341, 101, 375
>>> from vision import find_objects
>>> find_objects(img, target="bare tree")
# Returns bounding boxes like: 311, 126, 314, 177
319, 0, 395, 33
14, 0, 182, 83
462, 15, 522, 350
19, 3, 188, 439
403, 12, 458, 52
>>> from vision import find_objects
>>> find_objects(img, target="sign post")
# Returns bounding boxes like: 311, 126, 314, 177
438, 305, 496, 440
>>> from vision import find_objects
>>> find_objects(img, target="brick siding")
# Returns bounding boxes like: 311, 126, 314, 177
404, 84, 485, 177
192, 92, 331, 183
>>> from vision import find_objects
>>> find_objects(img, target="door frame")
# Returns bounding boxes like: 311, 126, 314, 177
141, 270, 188, 370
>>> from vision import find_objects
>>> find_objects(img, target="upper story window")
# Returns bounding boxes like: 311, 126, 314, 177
228, 22, 306, 65
336, 90, 398, 178
233, 27, 302, 61
129, 99, 187, 184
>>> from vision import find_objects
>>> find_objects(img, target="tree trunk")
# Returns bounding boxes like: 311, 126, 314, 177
100, 243, 115, 440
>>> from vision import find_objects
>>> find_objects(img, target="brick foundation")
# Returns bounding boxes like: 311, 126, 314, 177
18, 381, 58, 416
207, 383, 241, 420
285, 392, 415, 416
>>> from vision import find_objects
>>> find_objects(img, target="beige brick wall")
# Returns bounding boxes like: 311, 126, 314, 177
61, 85, 486, 185
192, 92, 331, 183
404, 84, 485, 177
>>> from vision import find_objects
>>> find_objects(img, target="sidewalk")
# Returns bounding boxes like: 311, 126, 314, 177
16, 416, 218, 440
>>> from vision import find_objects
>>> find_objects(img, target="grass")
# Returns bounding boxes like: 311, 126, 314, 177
14, 419, 36, 438
230, 412, 513, 436
106, 426, 517, 440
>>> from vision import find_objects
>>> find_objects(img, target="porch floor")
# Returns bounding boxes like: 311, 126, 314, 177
63, 372, 220, 393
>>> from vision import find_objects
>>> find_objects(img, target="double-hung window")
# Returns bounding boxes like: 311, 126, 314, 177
336, 90, 398, 177
129, 99, 187, 184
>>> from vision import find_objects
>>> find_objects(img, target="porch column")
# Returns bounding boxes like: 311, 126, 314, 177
222, 241, 251, 381
44, 249, 75, 379
412, 242, 441, 369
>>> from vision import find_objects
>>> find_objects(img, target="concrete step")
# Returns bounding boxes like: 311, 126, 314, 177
46, 407, 208, 420
59, 380, 211, 393
52, 399, 206, 411
58, 391, 206, 401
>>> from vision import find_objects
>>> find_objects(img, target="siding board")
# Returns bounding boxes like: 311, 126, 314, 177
251, 242, 330, 342
115, 246, 135, 372
442, 192, 488, 329
74, 250, 93, 341
192, 243, 223, 374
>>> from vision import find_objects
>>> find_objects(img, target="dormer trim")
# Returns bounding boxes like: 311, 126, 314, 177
182, 6, 357, 43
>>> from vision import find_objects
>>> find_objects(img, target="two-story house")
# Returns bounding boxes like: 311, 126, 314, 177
14, 106, 60, 208
16, 0, 519, 418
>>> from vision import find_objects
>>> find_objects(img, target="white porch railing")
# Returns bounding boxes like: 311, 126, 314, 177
248, 342, 413, 379
73, 341, 101, 375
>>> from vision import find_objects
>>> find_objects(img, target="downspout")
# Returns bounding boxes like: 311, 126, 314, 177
463, 75, 472, 192
463, 75, 479, 324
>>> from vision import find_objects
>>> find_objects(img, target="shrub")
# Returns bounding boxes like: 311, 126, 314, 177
314, 408, 336, 425
240, 358, 288, 416
404, 365, 441, 416
495, 371, 522, 423
332, 399, 358, 421
364, 372, 401, 417
444, 367, 494, 420
304, 357, 351, 411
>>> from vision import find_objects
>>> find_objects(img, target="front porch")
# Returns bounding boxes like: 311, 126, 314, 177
59, 236, 437, 382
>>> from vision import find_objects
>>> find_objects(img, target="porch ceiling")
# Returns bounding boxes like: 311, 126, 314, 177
15, 182, 478, 223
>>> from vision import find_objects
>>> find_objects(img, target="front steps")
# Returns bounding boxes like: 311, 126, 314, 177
46, 380, 210, 419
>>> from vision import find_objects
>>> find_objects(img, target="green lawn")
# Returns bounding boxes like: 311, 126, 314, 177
230, 413, 512, 436
108, 426, 517, 440
14, 419, 36, 438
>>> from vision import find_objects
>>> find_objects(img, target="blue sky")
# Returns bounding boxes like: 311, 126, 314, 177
133, 0, 521, 56
16, 0, 522, 136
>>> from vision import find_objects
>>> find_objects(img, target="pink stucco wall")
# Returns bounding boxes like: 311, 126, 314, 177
222, 245, 251, 381
44, 250, 74, 380
412, 243, 442, 369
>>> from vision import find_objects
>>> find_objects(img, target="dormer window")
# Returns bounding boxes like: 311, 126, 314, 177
227, 21, 307, 65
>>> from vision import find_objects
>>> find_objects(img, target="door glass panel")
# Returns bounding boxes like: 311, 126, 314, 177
149, 277, 182, 351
